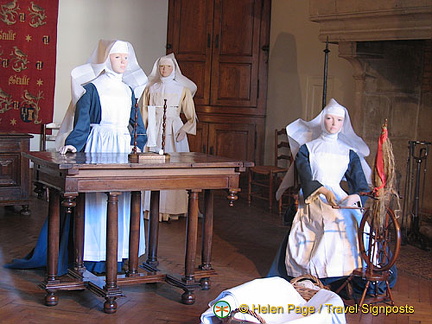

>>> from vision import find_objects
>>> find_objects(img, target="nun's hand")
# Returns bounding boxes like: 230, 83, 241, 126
340, 194, 361, 207
176, 130, 186, 142
59, 145, 77, 155
130, 145, 141, 153
317, 186, 337, 206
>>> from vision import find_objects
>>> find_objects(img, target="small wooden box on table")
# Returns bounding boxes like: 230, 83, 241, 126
25, 151, 252, 313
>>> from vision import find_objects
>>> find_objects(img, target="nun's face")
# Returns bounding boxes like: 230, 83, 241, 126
324, 113, 344, 134
159, 64, 173, 77
109, 53, 128, 74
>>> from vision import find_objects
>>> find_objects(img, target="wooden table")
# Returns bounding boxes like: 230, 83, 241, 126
25, 151, 251, 313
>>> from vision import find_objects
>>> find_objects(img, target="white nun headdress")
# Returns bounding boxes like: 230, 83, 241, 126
275, 98, 371, 200
55, 39, 148, 149
146, 53, 197, 97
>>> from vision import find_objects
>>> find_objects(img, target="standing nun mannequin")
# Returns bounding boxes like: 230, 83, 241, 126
57, 39, 148, 272
270, 99, 372, 285
5, 40, 147, 274
140, 53, 197, 222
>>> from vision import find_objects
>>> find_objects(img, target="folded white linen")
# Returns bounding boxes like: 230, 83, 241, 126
200, 277, 346, 324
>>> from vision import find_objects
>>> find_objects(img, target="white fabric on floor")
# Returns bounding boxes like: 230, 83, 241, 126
200, 277, 346, 324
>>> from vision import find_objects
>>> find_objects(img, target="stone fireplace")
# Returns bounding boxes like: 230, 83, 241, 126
309, 1, 432, 241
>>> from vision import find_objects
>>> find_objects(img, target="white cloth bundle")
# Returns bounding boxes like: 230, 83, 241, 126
200, 277, 346, 324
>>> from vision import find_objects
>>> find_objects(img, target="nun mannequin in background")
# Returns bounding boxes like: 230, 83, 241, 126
140, 53, 197, 222
269, 99, 372, 286
5, 40, 148, 274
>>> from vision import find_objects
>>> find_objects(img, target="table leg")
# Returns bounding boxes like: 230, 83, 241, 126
45, 187, 60, 306
103, 192, 122, 314
145, 190, 160, 269
181, 189, 200, 304
74, 193, 85, 272
127, 191, 141, 276
200, 189, 214, 289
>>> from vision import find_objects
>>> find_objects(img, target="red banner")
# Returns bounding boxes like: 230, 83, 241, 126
0, 0, 58, 133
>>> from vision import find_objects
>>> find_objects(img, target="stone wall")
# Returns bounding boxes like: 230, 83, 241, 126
309, 1, 432, 242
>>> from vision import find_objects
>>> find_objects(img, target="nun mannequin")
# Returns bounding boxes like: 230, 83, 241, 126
270, 99, 371, 285
5, 40, 148, 274
59, 40, 148, 272
140, 53, 197, 222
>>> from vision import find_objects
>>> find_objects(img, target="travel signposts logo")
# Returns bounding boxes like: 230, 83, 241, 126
213, 300, 231, 319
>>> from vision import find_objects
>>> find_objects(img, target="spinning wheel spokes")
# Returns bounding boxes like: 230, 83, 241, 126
358, 208, 401, 272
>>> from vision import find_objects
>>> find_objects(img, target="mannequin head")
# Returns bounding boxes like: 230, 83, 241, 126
106, 40, 129, 74
324, 113, 344, 134
109, 53, 128, 74
158, 57, 174, 77
321, 98, 346, 135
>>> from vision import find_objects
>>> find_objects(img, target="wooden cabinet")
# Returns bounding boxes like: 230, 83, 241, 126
188, 115, 261, 162
0, 133, 32, 215
167, 0, 271, 164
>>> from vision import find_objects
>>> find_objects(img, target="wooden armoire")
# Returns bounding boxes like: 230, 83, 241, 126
166, 0, 271, 164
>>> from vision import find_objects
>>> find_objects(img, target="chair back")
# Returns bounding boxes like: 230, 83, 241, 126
274, 128, 293, 168
41, 122, 61, 151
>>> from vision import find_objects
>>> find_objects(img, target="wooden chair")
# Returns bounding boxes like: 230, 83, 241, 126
40, 122, 61, 151
247, 128, 293, 214
277, 166, 300, 225
35, 122, 61, 200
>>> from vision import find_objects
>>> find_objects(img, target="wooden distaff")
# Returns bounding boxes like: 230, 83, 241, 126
371, 120, 397, 228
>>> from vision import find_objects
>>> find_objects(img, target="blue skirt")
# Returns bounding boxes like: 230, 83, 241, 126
4, 212, 123, 275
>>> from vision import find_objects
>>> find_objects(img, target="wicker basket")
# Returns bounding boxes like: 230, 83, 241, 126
290, 274, 329, 301
222, 275, 328, 323
222, 308, 267, 324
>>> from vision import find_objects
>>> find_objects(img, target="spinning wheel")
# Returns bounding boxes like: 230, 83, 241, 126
358, 208, 401, 272
336, 121, 402, 306
336, 206, 401, 306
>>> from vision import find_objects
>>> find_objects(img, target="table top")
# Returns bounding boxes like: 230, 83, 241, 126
27, 151, 252, 193
24, 151, 254, 171
0, 133, 33, 138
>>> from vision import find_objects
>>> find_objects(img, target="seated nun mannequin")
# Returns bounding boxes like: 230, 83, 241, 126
269, 99, 397, 294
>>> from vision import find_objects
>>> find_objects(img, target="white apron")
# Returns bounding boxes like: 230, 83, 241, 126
83, 74, 146, 261
285, 137, 363, 278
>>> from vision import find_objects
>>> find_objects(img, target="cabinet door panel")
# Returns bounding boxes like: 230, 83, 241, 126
167, 0, 213, 105
218, 0, 255, 56
211, 0, 262, 107
208, 123, 255, 161
0, 154, 19, 187
216, 63, 253, 101
178, 60, 207, 103
188, 122, 209, 153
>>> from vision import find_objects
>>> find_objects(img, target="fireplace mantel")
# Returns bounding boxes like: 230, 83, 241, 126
309, 1, 432, 43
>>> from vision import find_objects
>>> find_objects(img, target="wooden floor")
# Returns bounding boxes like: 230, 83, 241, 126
1, 193, 432, 324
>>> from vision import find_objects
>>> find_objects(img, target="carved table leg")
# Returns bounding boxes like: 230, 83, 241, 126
227, 188, 240, 206
182, 189, 201, 304
43, 190, 76, 306
143, 191, 160, 270
200, 189, 214, 290
127, 191, 141, 276
103, 192, 122, 314
74, 193, 85, 272
45, 188, 61, 306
